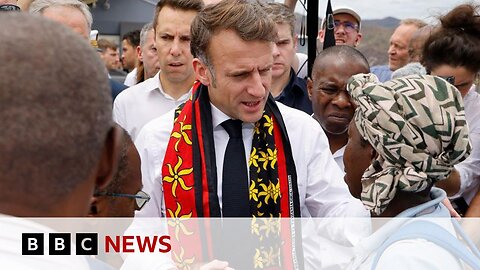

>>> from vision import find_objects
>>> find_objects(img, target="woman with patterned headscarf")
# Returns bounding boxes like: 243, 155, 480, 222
344, 73, 473, 269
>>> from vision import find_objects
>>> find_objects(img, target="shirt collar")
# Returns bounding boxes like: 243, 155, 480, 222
211, 103, 231, 129
210, 103, 255, 130
151, 71, 192, 101
146, 71, 161, 93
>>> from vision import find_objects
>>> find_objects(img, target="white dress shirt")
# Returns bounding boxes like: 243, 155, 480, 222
123, 68, 137, 87
113, 72, 191, 140
333, 145, 346, 172
452, 85, 480, 204
134, 101, 368, 218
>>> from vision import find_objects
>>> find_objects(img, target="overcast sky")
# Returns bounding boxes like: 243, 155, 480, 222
283, 0, 474, 22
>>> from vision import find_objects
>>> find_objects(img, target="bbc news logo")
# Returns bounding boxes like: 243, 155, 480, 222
22, 233, 171, 255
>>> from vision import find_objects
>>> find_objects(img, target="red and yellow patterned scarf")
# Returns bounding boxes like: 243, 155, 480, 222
162, 82, 300, 218
162, 82, 303, 269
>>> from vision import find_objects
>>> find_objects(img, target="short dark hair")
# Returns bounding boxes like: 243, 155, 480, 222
0, 13, 112, 212
422, 4, 480, 73
122, 29, 141, 47
152, 0, 204, 33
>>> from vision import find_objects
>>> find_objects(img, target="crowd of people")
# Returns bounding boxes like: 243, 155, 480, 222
1, 0, 480, 269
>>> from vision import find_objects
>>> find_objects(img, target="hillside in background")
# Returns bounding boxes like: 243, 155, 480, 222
295, 15, 400, 67
358, 17, 400, 66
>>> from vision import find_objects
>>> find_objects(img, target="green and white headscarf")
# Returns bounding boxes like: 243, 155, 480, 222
347, 74, 471, 215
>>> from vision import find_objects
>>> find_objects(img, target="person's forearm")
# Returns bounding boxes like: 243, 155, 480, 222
435, 169, 461, 196
465, 190, 480, 217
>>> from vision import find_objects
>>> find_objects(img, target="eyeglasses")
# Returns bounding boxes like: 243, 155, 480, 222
95, 190, 151, 211
0, 4, 21, 12
329, 20, 359, 33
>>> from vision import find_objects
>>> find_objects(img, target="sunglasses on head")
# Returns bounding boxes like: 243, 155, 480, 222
439, 75, 456, 85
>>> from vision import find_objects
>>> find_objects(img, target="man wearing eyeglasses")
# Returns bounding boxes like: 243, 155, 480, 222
318, 7, 363, 47
91, 129, 150, 217
295, 6, 362, 79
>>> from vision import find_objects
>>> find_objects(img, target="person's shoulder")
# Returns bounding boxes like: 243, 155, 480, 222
115, 76, 157, 102
110, 79, 127, 100
136, 108, 176, 144
370, 65, 389, 72
277, 102, 318, 127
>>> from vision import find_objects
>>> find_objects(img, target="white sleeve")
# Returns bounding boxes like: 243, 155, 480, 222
134, 126, 164, 218
452, 132, 480, 202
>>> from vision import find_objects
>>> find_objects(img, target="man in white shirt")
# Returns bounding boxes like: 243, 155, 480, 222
307, 45, 370, 171
135, 0, 367, 220
0, 13, 120, 269
122, 30, 140, 86
113, 0, 203, 140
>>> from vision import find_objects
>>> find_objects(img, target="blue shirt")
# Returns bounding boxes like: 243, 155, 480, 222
275, 69, 312, 114
370, 65, 393, 82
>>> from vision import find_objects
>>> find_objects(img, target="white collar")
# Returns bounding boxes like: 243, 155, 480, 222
210, 103, 255, 130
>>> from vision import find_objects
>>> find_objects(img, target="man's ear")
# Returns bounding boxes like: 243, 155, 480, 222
136, 45, 143, 62
354, 33, 363, 47
88, 197, 99, 217
95, 124, 123, 191
193, 58, 211, 86
318, 30, 325, 43
307, 78, 314, 100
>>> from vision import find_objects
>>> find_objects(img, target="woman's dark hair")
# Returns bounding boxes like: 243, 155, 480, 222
422, 4, 480, 73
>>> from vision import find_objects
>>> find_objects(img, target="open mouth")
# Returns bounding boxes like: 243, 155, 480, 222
242, 101, 261, 107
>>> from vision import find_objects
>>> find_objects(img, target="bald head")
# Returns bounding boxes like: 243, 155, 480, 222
313, 45, 369, 73
308, 46, 369, 139
0, 13, 114, 216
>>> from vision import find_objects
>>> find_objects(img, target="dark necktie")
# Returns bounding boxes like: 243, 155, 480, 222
221, 119, 250, 217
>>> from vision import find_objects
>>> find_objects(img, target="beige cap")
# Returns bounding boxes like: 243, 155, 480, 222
322, 6, 362, 31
